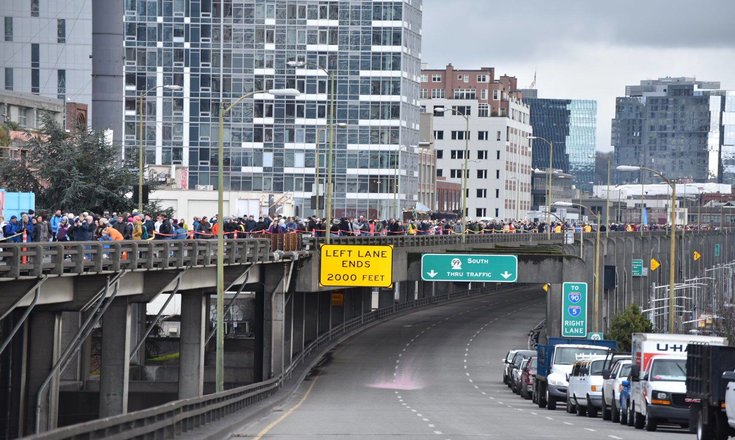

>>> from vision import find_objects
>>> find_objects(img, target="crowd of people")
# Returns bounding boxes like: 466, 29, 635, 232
0, 208, 713, 244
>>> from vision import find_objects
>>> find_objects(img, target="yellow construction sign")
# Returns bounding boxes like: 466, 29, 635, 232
693, 251, 702, 261
650, 258, 661, 271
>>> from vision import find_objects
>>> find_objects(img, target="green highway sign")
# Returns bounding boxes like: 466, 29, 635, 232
715, 243, 721, 257
632, 259, 644, 277
562, 282, 587, 338
587, 332, 604, 341
421, 254, 518, 283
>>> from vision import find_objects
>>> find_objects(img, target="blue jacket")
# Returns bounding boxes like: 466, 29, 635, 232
3, 221, 22, 243
50, 215, 62, 234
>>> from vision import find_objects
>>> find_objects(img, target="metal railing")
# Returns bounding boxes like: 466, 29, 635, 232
28, 285, 501, 439
0, 239, 271, 279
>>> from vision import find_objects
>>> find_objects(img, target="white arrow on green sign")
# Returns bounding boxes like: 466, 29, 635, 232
421, 254, 518, 283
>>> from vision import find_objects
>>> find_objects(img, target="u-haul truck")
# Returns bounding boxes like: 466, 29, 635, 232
630, 333, 727, 432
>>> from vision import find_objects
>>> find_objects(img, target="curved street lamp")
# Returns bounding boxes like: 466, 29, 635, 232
215, 87, 300, 391
554, 200, 602, 333
529, 136, 553, 239
287, 60, 337, 243
434, 106, 469, 243
617, 164, 677, 333
138, 84, 182, 213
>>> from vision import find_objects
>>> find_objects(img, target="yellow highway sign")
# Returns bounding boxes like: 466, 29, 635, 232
320, 244, 393, 288
650, 258, 661, 271
693, 251, 702, 261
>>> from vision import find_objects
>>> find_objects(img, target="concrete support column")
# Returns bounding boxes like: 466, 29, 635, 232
303, 293, 318, 346
0, 311, 26, 438
25, 311, 62, 435
292, 292, 305, 360
178, 291, 206, 399
99, 298, 131, 418
263, 264, 289, 379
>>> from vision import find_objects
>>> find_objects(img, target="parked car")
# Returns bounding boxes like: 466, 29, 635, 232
520, 356, 537, 400
725, 371, 735, 436
503, 350, 519, 386
619, 377, 633, 426
510, 350, 535, 394
602, 359, 632, 422
566, 356, 608, 417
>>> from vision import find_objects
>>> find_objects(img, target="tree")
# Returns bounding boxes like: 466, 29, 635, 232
608, 304, 653, 352
0, 117, 146, 214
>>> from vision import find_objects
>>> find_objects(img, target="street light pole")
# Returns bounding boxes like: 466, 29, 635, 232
434, 106, 469, 242
138, 84, 182, 213
617, 165, 677, 333
287, 60, 336, 243
216, 88, 299, 392
530, 136, 553, 239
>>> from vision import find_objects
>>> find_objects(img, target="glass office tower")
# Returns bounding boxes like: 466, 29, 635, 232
122, 0, 422, 219
524, 98, 597, 193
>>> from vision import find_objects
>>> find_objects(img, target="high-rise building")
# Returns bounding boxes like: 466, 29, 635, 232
1, 0, 93, 121
121, 0, 423, 219
613, 77, 732, 184
524, 97, 597, 197
720, 91, 735, 185
419, 65, 532, 220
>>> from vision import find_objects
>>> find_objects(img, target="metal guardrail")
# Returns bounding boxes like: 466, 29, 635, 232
0, 239, 271, 279
28, 285, 500, 439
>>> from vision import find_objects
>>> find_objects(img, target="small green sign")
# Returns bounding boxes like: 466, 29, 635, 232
587, 332, 604, 341
715, 243, 721, 258
632, 259, 644, 277
562, 282, 587, 338
421, 254, 518, 283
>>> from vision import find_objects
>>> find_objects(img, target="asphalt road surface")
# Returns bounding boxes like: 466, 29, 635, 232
230, 285, 692, 439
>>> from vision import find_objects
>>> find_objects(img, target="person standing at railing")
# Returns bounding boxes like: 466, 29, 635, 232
3, 216, 22, 242
32, 214, 52, 242
20, 213, 34, 243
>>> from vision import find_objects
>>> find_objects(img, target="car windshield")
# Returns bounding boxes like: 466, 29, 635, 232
590, 360, 606, 375
649, 359, 686, 382
530, 358, 537, 368
554, 347, 609, 365
619, 364, 631, 377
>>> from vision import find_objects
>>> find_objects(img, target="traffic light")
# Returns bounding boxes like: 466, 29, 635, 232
132, 184, 150, 205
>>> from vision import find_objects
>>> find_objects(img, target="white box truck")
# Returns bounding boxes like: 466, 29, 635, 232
630, 333, 728, 432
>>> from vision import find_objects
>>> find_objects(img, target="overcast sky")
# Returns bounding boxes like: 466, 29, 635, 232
421, 0, 735, 152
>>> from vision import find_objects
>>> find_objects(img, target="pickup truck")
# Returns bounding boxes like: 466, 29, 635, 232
686, 344, 735, 440
630, 333, 727, 432
726, 372, 735, 437
535, 337, 616, 410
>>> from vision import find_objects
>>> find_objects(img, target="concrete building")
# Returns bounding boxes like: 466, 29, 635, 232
613, 77, 733, 185
121, 0, 423, 220
1, 0, 93, 123
420, 65, 532, 220
524, 97, 597, 194
417, 111, 436, 212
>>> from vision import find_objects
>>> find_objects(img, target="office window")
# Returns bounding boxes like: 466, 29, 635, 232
431, 74, 441, 82
420, 74, 428, 82
450, 150, 465, 159
478, 131, 488, 141
495, 189, 500, 198
496, 130, 502, 141
493, 89, 500, 100
433, 130, 444, 140
496, 170, 500, 179
57, 69, 66, 98
450, 130, 466, 140
430, 88, 444, 99
478, 103, 489, 117
477, 150, 488, 160
476, 189, 487, 198
452, 105, 471, 116
477, 169, 487, 179
4, 17, 12, 41
481, 89, 488, 100
477, 74, 488, 83
495, 208, 500, 218
263, 152, 274, 167
31, 43, 39, 66
31, 69, 39, 93
57, 19, 65, 43
436, 168, 442, 177
4, 67, 12, 90
420, 88, 429, 99
476, 208, 487, 217
436, 149, 443, 159
31, 0, 39, 17
453, 89, 476, 99
496, 150, 501, 160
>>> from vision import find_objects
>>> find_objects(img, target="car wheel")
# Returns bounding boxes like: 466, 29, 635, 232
602, 396, 610, 420
633, 404, 645, 429
546, 390, 557, 410
714, 410, 729, 440
627, 403, 635, 427
537, 385, 546, 408
644, 408, 657, 432
619, 402, 627, 425
611, 399, 620, 423
697, 408, 713, 440
576, 403, 586, 417
566, 397, 575, 414
586, 396, 598, 418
